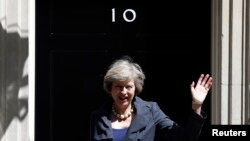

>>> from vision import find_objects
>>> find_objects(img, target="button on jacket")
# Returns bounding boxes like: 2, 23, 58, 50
90, 96, 206, 141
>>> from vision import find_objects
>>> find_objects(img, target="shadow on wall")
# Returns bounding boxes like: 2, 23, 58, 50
0, 24, 28, 140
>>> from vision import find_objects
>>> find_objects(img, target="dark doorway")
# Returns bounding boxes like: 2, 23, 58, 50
36, 0, 211, 140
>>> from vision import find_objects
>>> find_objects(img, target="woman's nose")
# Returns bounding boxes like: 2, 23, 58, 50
121, 87, 127, 94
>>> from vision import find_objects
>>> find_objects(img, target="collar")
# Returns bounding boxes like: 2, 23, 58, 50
94, 96, 151, 140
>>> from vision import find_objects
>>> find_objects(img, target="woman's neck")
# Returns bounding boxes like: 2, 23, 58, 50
112, 103, 134, 120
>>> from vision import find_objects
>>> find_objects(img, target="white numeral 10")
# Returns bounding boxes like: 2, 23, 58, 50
112, 8, 136, 22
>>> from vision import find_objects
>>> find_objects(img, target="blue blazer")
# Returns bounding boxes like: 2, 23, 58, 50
90, 96, 206, 141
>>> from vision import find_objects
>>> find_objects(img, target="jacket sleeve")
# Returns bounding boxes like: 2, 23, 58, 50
151, 102, 206, 141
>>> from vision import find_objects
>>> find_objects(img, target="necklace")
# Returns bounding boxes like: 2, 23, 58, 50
112, 103, 134, 120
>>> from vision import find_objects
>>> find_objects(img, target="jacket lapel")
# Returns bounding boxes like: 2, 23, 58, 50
124, 97, 150, 140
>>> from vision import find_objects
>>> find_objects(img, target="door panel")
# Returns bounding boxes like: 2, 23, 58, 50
36, 0, 211, 140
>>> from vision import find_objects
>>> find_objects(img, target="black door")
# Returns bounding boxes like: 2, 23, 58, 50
36, 0, 211, 140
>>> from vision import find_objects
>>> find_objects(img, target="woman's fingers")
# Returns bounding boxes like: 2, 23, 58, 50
201, 74, 210, 86
204, 77, 212, 90
197, 74, 204, 85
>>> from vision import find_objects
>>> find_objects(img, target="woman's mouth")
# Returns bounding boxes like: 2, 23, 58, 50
119, 96, 128, 102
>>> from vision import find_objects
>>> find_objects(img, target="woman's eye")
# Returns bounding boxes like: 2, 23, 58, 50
115, 86, 123, 89
126, 86, 132, 89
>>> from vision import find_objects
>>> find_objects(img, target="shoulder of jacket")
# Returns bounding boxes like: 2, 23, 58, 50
91, 102, 111, 117
135, 96, 159, 109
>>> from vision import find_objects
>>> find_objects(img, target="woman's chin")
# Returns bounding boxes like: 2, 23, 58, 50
118, 100, 129, 106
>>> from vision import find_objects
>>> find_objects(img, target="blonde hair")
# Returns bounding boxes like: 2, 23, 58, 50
103, 56, 145, 95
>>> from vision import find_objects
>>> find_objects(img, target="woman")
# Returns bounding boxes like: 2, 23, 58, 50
90, 56, 212, 141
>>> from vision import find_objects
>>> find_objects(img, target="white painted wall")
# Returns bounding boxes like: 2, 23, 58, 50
0, 0, 34, 140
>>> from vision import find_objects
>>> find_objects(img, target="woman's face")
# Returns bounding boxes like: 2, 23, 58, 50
111, 80, 136, 108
